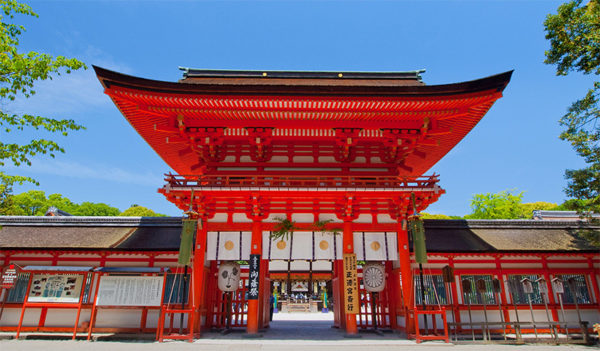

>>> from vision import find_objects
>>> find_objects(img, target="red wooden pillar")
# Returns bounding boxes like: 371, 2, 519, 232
397, 219, 414, 333
494, 256, 509, 331
386, 261, 399, 330
192, 217, 208, 334
343, 219, 358, 336
541, 256, 559, 322
333, 259, 345, 329
246, 219, 262, 335
586, 256, 600, 311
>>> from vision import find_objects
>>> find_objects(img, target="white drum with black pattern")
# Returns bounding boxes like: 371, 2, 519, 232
362, 262, 385, 292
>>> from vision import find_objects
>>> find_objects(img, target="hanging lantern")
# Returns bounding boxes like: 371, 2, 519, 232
218, 262, 241, 292
362, 262, 386, 292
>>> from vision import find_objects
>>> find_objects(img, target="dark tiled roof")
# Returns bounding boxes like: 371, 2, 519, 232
0, 216, 597, 252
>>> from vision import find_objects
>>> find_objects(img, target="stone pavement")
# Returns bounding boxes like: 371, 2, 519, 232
0, 312, 596, 351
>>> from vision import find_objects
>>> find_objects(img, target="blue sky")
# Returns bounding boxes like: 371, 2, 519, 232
6, 0, 593, 216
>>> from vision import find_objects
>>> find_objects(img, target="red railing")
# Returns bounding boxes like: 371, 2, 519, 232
164, 174, 440, 189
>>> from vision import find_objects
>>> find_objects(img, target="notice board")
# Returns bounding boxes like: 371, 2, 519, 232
28, 274, 84, 303
343, 253, 359, 314
96, 276, 164, 306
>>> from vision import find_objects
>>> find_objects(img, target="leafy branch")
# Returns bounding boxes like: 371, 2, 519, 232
270, 217, 297, 241
313, 219, 341, 236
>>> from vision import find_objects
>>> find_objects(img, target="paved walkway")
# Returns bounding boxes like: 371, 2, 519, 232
1, 312, 596, 350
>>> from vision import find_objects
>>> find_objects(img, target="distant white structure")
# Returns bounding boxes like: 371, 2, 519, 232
533, 210, 600, 221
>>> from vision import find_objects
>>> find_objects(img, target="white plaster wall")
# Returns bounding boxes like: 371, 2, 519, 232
268, 260, 288, 271
264, 213, 287, 223
505, 309, 556, 325
44, 309, 92, 327
547, 263, 589, 269
318, 156, 335, 163
0, 308, 41, 327
290, 261, 310, 270
317, 214, 342, 223
209, 213, 228, 223
291, 213, 314, 223
94, 309, 143, 328
500, 263, 543, 269
269, 156, 288, 163
146, 310, 160, 328
232, 213, 252, 223
354, 214, 372, 223
453, 263, 496, 269
312, 261, 332, 270
453, 256, 494, 261
292, 156, 313, 163
376, 214, 395, 224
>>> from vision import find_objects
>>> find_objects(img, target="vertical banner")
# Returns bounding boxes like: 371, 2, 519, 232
247, 254, 261, 300
178, 219, 197, 266
343, 253, 359, 314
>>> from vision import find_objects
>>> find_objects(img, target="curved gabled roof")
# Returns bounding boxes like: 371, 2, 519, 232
95, 66, 511, 97
94, 67, 512, 177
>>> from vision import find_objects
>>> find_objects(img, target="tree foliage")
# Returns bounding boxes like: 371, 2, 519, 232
464, 190, 560, 219
0, 0, 86, 200
3, 190, 121, 216
120, 205, 166, 217
420, 213, 460, 220
544, 0, 600, 218
465, 190, 526, 219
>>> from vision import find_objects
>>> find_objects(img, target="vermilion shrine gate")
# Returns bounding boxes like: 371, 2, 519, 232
94, 67, 512, 338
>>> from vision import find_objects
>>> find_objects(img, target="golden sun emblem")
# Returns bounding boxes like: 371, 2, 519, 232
224, 240, 234, 251
276, 241, 287, 250
370, 241, 381, 251
319, 240, 329, 250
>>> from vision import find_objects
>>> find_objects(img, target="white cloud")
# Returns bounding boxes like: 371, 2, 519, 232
8, 46, 133, 117
5, 158, 163, 187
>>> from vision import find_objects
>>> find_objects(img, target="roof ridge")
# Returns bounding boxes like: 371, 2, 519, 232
0, 216, 184, 227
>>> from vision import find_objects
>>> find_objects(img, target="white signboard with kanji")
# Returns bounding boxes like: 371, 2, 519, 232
96, 276, 164, 306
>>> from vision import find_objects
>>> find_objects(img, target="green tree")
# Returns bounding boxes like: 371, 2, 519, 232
3, 190, 121, 216
120, 205, 166, 217
420, 213, 453, 220
74, 202, 120, 216
465, 190, 525, 219
9, 189, 47, 215
544, 0, 600, 218
519, 201, 559, 218
0, 0, 86, 210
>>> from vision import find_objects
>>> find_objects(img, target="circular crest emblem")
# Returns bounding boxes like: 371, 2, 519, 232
362, 262, 385, 292
319, 240, 329, 250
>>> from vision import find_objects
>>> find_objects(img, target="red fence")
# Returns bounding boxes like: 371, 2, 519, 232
164, 174, 440, 189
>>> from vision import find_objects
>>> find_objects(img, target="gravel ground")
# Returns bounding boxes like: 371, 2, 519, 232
1, 312, 596, 351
